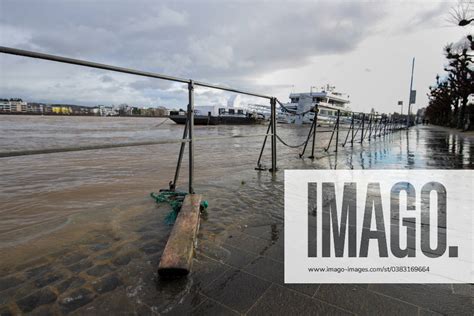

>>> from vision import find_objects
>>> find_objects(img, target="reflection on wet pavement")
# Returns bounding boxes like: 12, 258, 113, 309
0, 116, 472, 315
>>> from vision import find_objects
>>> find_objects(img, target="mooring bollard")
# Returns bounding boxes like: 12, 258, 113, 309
158, 194, 202, 277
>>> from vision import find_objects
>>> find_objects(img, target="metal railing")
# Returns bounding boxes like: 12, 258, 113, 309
0, 46, 279, 194
0, 46, 410, 192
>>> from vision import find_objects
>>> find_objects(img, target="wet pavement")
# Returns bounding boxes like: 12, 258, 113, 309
0, 116, 472, 315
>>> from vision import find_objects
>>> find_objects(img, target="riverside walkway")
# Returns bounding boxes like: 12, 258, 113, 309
0, 123, 472, 315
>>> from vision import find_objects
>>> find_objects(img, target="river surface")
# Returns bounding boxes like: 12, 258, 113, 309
0, 115, 472, 315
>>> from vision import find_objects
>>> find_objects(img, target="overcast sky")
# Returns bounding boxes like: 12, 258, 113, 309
0, 0, 472, 113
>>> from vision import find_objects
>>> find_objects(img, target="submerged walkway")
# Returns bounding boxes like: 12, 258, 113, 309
0, 124, 472, 315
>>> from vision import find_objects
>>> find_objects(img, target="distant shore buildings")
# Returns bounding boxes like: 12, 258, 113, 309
0, 98, 170, 117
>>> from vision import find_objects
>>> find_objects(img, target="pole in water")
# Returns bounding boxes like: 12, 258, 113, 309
368, 115, 372, 142
188, 80, 195, 194
256, 121, 271, 170
360, 113, 365, 143
334, 110, 340, 152
351, 113, 354, 146
342, 113, 353, 147
309, 104, 318, 159
270, 97, 277, 172
407, 57, 415, 128
170, 111, 189, 191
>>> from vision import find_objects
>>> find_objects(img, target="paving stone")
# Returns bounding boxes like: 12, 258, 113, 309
67, 259, 93, 273
191, 299, 239, 315
285, 283, 321, 297
221, 244, 259, 268
452, 284, 471, 297
0, 306, 13, 316
247, 284, 352, 315
95, 251, 114, 260
242, 224, 279, 239
89, 243, 112, 251
243, 256, 283, 283
419, 309, 443, 316
70, 286, 136, 315
242, 255, 319, 296
59, 288, 95, 314
56, 276, 86, 293
316, 284, 418, 315
0, 275, 23, 291
28, 305, 56, 316
197, 240, 231, 262
139, 242, 162, 254
223, 232, 272, 255
15, 257, 49, 272
191, 255, 230, 289
16, 287, 57, 313
34, 272, 65, 288
61, 252, 88, 266
86, 264, 114, 277
369, 284, 473, 315
112, 255, 132, 266
261, 242, 284, 262
138, 232, 159, 241
25, 265, 53, 279
159, 291, 206, 315
202, 269, 270, 313
92, 274, 122, 294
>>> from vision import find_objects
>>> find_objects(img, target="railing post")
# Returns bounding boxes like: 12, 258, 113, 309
368, 115, 373, 142
351, 113, 354, 146
270, 97, 277, 172
187, 80, 195, 194
335, 110, 340, 152
309, 104, 318, 159
360, 113, 365, 143
170, 113, 189, 191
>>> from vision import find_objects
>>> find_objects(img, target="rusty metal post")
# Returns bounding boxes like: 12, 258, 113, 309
270, 97, 277, 172
351, 113, 354, 146
309, 104, 319, 159
368, 115, 373, 142
170, 112, 189, 191
188, 80, 195, 194
256, 121, 271, 170
335, 110, 340, 152
360, 113, 365, 143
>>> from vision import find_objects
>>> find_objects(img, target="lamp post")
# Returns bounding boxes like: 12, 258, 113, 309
407, 58, 415, 128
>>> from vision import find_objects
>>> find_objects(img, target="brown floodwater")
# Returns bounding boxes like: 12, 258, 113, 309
0, 115, 472, 314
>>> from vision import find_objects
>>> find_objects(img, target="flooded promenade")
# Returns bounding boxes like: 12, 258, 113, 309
0, 115, 472, 315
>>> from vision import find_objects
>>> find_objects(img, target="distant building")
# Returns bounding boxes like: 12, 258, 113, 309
98, 105, 118, 116
52, 106, 72, 115
9, 98, 27, 112
0, 99, 11, 112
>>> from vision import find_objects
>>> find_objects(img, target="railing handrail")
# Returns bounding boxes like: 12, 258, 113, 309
0, 46, 273, 100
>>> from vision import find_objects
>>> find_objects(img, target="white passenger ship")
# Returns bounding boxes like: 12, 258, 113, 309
278, 85, 351, 124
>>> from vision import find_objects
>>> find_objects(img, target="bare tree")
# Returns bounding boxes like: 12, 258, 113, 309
447, 0, 474, 26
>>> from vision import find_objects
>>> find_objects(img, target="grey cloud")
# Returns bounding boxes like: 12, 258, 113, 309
100, 75, 115, 83
128, 78, 174, 91
1, 0, 388, 106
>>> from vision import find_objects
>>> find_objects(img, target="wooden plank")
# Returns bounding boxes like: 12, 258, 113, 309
158, 194, 202, 277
